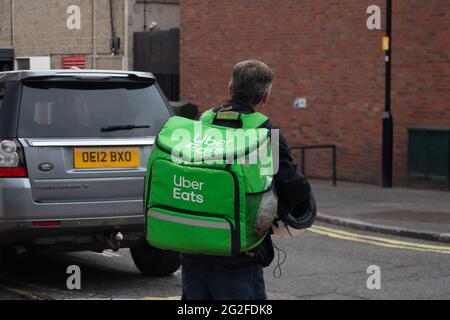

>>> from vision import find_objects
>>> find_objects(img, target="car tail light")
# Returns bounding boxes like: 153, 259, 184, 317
32, 221, 62, 227
0, 138, 27, 177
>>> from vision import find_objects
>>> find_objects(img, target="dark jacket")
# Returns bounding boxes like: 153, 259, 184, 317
183, 97, 312, 269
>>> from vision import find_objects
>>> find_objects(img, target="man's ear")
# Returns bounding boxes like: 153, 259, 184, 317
262, 89, 271, 104
228, 81, 233, 96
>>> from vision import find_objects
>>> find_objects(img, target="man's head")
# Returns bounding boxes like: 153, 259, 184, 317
229, 60, 274, 107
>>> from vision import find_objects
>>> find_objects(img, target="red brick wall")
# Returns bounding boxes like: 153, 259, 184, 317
392, 1, 450, 185
180, 0, 450, 186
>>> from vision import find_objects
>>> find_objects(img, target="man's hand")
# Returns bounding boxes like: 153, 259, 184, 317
278, 191, 317, 230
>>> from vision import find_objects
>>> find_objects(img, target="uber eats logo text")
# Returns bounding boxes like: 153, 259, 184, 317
187, 134, 233, 154
173, 175, 205, 204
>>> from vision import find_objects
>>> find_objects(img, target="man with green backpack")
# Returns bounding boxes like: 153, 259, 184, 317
144, 60, 316, 300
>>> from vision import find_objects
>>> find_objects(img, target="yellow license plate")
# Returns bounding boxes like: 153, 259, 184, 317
74, 148, 140, 169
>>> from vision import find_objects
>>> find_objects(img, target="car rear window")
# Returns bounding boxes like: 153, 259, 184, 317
18, 81, 172, 138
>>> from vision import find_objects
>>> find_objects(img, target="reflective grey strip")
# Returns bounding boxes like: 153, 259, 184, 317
148, 210, 230, 230
23, 137, 155, 147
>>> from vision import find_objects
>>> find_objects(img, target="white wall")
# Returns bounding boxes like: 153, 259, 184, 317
30, 56, 51, 69
15, 56, 51, 70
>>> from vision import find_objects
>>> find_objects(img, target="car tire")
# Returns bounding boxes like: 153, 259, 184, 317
130, 242, 180, 277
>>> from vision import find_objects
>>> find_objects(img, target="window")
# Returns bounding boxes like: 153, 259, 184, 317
19, 81, 172, 138
16, 58, 30, 70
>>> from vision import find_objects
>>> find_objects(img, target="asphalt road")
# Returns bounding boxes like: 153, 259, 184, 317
0, 223, 449, 300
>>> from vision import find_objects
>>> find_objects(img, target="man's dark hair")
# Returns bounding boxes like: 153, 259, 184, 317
231, 60, 274, 106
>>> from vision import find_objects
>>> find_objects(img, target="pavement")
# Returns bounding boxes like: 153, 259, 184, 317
311, 179, 450, 243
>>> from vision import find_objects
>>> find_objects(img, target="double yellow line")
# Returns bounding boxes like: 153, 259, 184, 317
309, 225, 450, 255
143, 296, 181, 300
0, 284, 58, 300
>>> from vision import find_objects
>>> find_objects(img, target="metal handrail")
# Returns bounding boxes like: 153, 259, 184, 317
290, 144, 337, 186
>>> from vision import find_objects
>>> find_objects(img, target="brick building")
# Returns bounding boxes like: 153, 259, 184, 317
180, 0, 450, 188
0, 0, 179, 71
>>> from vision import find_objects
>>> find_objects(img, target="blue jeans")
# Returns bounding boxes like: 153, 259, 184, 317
181, 255, 267, 300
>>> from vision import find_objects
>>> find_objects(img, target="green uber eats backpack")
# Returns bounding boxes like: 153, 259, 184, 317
144, 109, 278, 257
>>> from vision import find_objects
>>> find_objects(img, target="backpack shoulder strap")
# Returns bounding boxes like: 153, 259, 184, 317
199, 109, 217, 125
241, 112, 269, 129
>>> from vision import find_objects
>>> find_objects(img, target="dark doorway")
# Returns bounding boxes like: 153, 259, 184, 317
134, 29, 180, 101
0, 49, 14, 71
0, 62, 13, 72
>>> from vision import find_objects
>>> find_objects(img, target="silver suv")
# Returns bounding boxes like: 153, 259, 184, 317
0, 70, 179, 276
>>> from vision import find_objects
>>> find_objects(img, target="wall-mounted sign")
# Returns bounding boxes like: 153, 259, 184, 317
294, 97, 307, 109
66, 5, 81, 30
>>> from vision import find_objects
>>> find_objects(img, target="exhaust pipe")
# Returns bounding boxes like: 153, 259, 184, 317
104, 231, 124, 252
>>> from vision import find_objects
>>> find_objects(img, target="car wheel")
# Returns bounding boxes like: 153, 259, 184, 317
130, 242, 180, 277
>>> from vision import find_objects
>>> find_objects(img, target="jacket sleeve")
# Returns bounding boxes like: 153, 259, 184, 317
264, 120, 312, 209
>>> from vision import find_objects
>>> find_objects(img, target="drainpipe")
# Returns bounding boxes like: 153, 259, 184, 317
92, 0, 97, 69
123, 0, 129, 70
109, 0, 116, 56
382, 0, 393, 188
143, 0, 147, 31
10, 0, 14, 46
